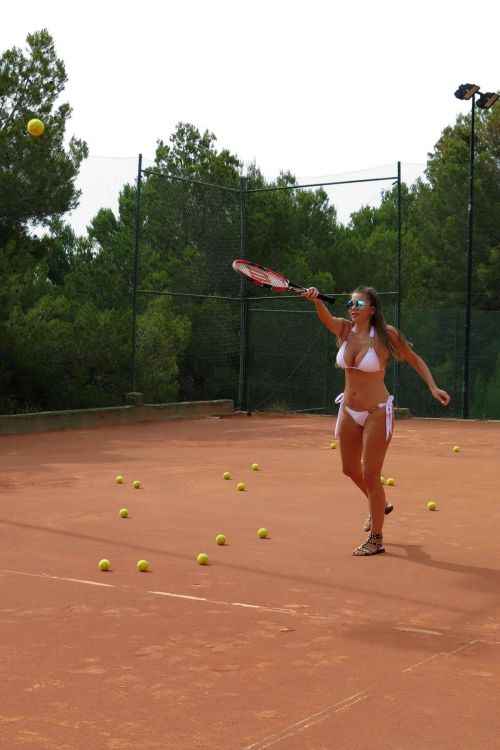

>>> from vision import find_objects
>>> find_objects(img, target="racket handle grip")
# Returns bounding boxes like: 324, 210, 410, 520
317, 293, 335, 304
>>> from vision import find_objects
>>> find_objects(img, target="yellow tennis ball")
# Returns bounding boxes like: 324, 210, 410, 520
251, 463, 260, 471
386, 477, 395, 486
98, 559, 111, 571
115, 475, 124, 484
453, 445, 460, 453
136, 559, 149, 572
237, 482, 246, 491
223, 471, 231, 480
119, 508, 128, 518
330, 442, 337, 449
380, 476, 386, 484
216, 534, 226, 545
258, 527, 268, 538
132, 480, 141, 489
197, 552, 209, 565
27, 118, 45, 136
427, 501, 437, 511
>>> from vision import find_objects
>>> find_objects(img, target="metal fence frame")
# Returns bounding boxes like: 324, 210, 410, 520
130, 159, 404, 413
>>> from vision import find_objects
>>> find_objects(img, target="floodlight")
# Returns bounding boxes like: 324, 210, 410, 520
454, 84, 480, 100
476, 92, 499, 110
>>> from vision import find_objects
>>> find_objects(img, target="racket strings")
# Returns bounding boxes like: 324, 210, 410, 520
233, 261, 288, 290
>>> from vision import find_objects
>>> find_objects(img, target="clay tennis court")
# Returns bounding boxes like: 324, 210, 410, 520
1, 413, 499, 749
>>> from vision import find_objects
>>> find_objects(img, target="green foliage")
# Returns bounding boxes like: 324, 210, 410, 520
0, 29, 498, 422
2, 295, 131, 412
135, 296, 191, 403
408, 106, 500, 308
472, 354, 500, 419
175, 296, 240, 403
0, 29, 88, 241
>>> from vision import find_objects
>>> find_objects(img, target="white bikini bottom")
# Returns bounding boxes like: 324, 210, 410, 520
334, 393, 394, 441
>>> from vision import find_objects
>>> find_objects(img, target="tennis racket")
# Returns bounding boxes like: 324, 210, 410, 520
232, 260, 335, 303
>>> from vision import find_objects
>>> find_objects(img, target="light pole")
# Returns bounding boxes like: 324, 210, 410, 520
453, 84, 499, 419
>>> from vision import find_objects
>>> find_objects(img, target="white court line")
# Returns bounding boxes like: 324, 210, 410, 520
0, 568, 115, 588
397, 627, 442, 636
0, 568, 329, 619
403, 639, 481, 673
147, 590, 328, 618
241, 691, 369, 750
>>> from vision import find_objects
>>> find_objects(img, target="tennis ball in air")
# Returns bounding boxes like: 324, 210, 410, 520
216, 534, 226, 545
197, 552, 209, 565
223, 471, 231, 480
136, 559, 149, 572
380, 476, 386, 484
427, 501, 437, 511
27, 118, 44, 136
330, 442, 337, 449
115, 475, 124, 484
237, 482, 246, 491
252, 463, 260, 471
258, 528, 268, 538
386, 477, 395, 486
132, 480, 141, 489
98, 559, 111, 571
453, 445, 460, 453
119, 508, 128, 518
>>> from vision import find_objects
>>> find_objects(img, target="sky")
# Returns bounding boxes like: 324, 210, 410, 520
2, 0, 499, 230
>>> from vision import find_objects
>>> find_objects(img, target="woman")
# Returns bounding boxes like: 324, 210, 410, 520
302, 286, 451, 557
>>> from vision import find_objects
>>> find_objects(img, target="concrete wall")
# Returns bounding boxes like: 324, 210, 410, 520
0, 400, 235, 436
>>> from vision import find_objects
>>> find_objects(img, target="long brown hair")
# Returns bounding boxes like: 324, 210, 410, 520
351, 286, 410, 361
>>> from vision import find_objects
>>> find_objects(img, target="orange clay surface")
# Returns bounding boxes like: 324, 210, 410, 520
1, 414, 500, 749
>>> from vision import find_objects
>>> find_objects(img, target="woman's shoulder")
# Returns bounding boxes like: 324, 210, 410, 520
337, 319, 354, 342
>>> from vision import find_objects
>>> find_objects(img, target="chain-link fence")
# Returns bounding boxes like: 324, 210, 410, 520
132, 167, 243, 407
2, 148, 499, 420
130, 159, 499, 421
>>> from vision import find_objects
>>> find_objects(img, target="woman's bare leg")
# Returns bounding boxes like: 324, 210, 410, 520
361, 408, 393, 536
339, 410, 391, 527
338, 410, 366, 494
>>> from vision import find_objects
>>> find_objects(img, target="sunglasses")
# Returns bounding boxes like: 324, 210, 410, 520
346, 300, 367, 309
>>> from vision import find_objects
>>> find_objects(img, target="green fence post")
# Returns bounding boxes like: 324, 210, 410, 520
237, 176, 248, 411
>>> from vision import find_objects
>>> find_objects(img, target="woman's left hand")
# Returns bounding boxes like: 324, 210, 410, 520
431, 387, 451, 406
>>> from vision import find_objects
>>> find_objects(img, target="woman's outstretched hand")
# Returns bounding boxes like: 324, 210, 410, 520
431, 387, 451, 406
301, 287, 319, 300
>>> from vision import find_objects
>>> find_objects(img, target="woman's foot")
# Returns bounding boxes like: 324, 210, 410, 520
352, 532, 385, 556
363, 504, 393, 532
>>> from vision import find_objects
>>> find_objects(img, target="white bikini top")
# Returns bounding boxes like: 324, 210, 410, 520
336, 325, 383, 372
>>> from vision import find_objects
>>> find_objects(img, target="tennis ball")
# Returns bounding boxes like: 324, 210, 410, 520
258, 527, 268, 538
237, 482, 246, 491
197, 552, 209, 565
216, 534, 226, 545
132, 480, 141, 489
386, 477, 395, 486
119, 508, 128, 518
453, 445, 460, 453
98, 559, 111, 571
251, 463, 260, 471
27, 118, 44, 136
330, 442, 337, 449
223, 471, 231, 480
115, 475, 124, 484
136, 559, 149, 572
380, 476, 386, 484
427, 501, 437, 511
